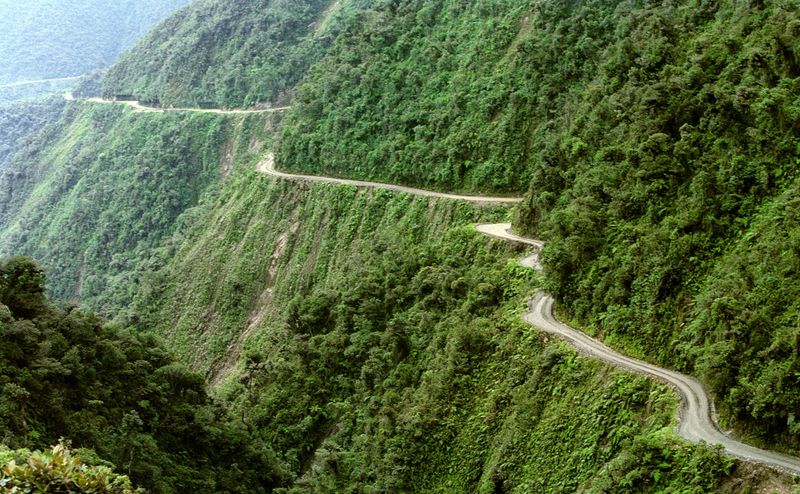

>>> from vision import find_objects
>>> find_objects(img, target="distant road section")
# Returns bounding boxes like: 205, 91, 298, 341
64, 92, 290, 115
257, 153, 523, 204
476, 223, 800, 476
0, 75, 82, 89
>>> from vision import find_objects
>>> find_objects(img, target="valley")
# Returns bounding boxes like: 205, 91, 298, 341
0, 0, 799, 492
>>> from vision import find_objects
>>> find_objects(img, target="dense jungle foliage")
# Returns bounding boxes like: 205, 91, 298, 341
0, 97, 65, 169
278, 0, 546, 193
1, 0, 798, 490
0, 256, 282, 493
0, 102, 228, 316
1, 443, 144, 493
274, 0, 800, 452
102, 0, 340, 108
125, 158, 743, 492
0, 0, 189, 86
505, 0, 800, 452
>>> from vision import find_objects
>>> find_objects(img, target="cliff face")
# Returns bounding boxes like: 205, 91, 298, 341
0, 0, 797, 491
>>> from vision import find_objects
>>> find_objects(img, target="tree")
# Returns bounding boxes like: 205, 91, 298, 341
0, 256, 46, 317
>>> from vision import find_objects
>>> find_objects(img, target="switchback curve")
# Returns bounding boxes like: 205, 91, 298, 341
252, 153, 800, 473
476, 222, 800, 476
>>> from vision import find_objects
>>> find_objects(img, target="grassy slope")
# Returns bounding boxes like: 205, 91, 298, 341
0, 102, 229, 315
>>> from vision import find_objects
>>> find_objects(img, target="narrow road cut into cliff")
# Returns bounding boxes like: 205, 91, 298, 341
252, 154, 800, 475
64, 93, 290, 115
476, 223, 800, 476
256, 153, 522, 204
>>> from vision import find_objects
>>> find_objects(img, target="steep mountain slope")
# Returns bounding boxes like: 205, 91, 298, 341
0, 257, 281, 493
0, 97, 65, 169
512, 0, 800, 451
125, 152, 748, 492
0, 0, 190, 85
0, 101, 230, 315
102, 0, 340, 108
271, 0, 800, 452
1, 0, 798, 491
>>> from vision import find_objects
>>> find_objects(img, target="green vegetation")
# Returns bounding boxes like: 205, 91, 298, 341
0, 79, 78, 103
0, 102, 230, 315
1, 442, 144, 493
0, 97, 65, 169
506, 0, 800, 451
0, 0, 189, 86
273, 0, 800, 452
0, 0, 797, 489
121, 152, 747, 491
103, 0, 339, 108
278, 0, 550, 193
0, 256, 282, 493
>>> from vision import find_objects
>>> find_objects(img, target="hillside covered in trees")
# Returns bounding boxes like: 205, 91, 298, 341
102, 0, 341, 108
0, 100, 234, 316
273, 0, 800, 452
0, 256, 282, 492
1, 0, 799, 492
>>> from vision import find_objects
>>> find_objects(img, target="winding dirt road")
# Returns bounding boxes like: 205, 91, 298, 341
0, 75, 82, 89
476, 223, 800, 476
255, 157, 800, 474
256, 153, 523, 204
64, 93, 290, 115
54, 90, 800, 472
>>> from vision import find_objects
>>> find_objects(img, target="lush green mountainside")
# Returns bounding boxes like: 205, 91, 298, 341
277, 0, 616, 193
0, 257, 281, 493
0, 101, 229, 315
271, 0, 800, 451
0, 0, 190, 85
0, 0, 798, 490
102, 0, 339, 108
124, 154, 744, 492
0, 99, 758, 489
510, 0, 800, 450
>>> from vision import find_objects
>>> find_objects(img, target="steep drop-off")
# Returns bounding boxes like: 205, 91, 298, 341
0, 101, 234, 315
125, 149, 750, 492
269, 0, 800, 451
1, 0, 799, 490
